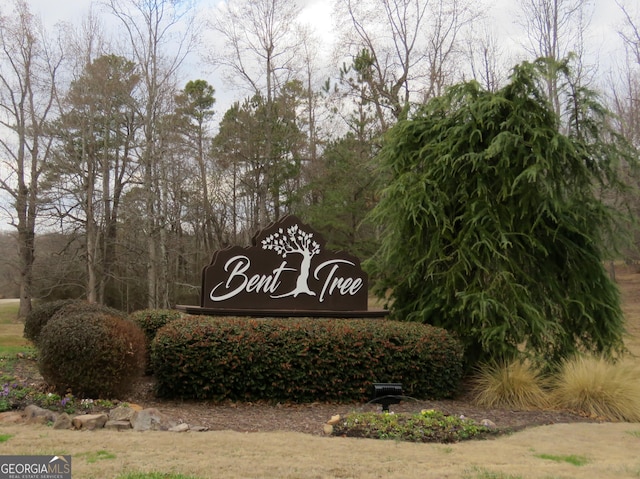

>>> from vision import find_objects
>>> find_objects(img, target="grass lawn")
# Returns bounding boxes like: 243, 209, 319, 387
0, 302, 34, 358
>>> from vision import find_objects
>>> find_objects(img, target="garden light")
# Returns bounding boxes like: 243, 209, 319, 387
371, 383, 403, 412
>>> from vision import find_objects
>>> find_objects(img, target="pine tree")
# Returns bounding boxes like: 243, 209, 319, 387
366, 59, 637, 366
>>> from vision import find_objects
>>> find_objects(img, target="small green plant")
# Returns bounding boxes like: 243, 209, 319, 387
462, 467, 524, 479
332, 409, 499, 443
534, 453, 589, 466
0, 433, 13, 443
0, 383, 10, 412
78, 450, 117, 464
626, 430, 640, 438
0, 380, 119, 414
472, 360, 551, 410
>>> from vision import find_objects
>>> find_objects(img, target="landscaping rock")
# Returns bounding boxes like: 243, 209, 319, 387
131, 407, 176, 431
481, 419, 497, 429
104, 420, 132, 431
72, 413, 108, 430
109, 405, 136, 422
327, 414, 341, 425
11, 404, 205, 432
189, 425, 209, 432
53, 412, 73, 430
168, 423, 190, 432
24, 405, 57, 425
0, 411, 24, 424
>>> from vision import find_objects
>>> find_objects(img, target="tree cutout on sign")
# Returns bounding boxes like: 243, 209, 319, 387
261, 224, 321, 297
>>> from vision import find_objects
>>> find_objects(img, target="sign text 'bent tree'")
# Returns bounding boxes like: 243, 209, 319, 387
199, 216, 369, 313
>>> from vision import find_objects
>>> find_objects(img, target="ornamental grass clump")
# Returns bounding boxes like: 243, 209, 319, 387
551, 355, 640, 422
472, 360, 551, 410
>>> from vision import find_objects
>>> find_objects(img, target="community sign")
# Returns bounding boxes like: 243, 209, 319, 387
177, 216, 385, 317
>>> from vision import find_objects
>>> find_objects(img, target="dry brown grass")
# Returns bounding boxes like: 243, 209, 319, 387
616, 264, 640, 356
2, 422, 640, 479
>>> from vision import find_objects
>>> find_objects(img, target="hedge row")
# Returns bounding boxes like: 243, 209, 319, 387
129, 308, 184, 374
151, 317, 464, 403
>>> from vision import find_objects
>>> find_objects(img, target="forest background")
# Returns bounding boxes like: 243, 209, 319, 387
1, 0, 639, 316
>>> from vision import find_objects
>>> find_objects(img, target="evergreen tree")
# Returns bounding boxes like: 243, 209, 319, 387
366, 59, 636, 366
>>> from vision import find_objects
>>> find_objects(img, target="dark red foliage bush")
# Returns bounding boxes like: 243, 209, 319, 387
38, 305, 146, 398
129, 309, 184, 374
151, 316, 463, 402
23, 299, 77, 346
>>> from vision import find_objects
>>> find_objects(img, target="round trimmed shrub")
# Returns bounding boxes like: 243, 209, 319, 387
23, 299, 76, 346
38, 306, 146, 398
25, 301, 129, 347
129, 309, 183, 374
49, 300, 128, 322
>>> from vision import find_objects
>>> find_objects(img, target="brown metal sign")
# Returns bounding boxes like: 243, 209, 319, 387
189, 215, 374, 315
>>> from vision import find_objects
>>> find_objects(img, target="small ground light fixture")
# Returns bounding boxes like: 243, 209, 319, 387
371, 383, 403, 412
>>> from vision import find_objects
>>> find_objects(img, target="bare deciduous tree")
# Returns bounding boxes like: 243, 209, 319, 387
334, 0, 478, 131
517, 0, 595, 117
619, 0, 640, 66
464, 24, 507, 92
0, 0, 64, 317
207, 0, 308, 229
207, 0, 303, 101
107, 0, 197, 308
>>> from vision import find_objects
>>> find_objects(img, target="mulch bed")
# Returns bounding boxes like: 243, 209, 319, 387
124, 376, 600, 436
7, 358, 600, 436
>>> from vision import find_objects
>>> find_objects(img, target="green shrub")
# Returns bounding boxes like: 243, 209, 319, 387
151, 317, 463, 402
23, 299, 76, 345
130, 309, 184, 342
25, 300, 129, 347
49, 300, 128, 322
129, 309, 183, 374
332, 409, 498, 443
38, 306, 146, 398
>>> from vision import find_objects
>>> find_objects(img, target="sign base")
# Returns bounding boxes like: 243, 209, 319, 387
175, 304, 389, 318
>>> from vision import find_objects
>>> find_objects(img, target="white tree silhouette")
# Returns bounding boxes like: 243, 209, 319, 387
261, 224, 320, 297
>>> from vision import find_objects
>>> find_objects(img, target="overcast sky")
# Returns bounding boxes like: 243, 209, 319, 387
25, 0, 628, 38
0, 0, 634, 231
20, 0, 631, 102
24, 0, 630, 67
